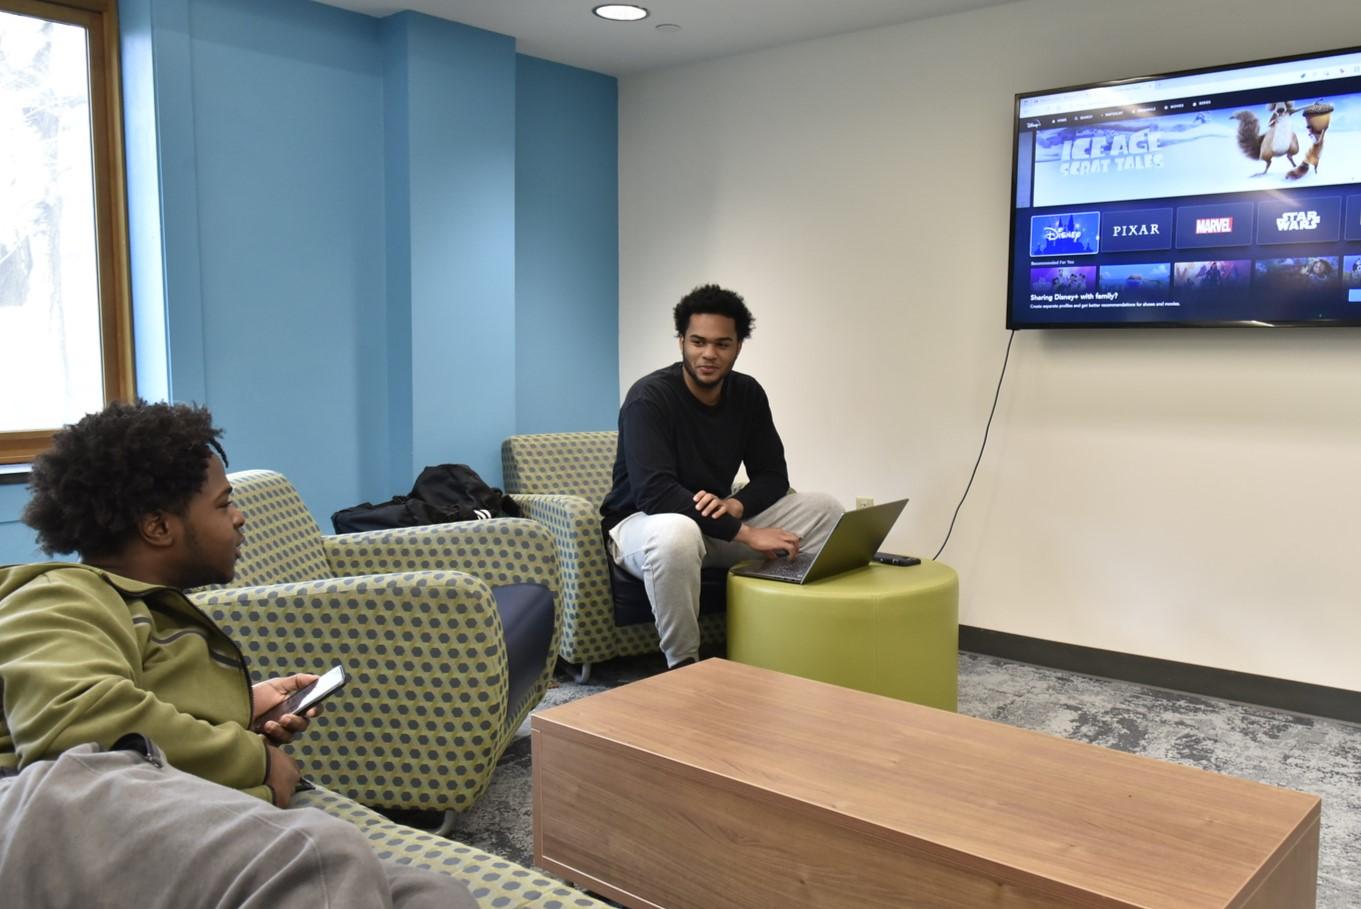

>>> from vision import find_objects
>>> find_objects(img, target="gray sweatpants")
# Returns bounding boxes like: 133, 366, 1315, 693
609, 491, 843, 666
0, 741, 477, 909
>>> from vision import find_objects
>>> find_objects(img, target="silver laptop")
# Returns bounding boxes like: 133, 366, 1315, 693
730, 498, 908, 584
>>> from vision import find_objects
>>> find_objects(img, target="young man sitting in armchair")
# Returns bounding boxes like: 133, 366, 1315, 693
0, 400, 476, 908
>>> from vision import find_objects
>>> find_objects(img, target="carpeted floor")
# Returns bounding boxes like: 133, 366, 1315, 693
437, 652, 1360, 908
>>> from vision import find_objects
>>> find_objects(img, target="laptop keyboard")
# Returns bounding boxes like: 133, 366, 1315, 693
753, 552, 815, 580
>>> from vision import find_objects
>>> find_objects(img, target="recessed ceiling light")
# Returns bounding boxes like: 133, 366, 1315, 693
655, 23, 681, 32
593, 4, 649, 22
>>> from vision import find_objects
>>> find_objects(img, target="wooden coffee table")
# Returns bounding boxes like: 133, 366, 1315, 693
532, 659, 1319, 909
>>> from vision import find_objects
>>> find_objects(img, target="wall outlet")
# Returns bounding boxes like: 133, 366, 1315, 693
855, 497, 874, 510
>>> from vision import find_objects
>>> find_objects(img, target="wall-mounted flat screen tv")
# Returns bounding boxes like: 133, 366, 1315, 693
1007, 46, 1361, 328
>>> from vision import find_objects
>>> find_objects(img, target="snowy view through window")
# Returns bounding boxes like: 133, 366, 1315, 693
0, 10, 103, 433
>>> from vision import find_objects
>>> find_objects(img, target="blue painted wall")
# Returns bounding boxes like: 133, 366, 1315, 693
383, 14, 518, 486
516, 57, 619, 433
116, 0, 390, 524
380, 18, 414, 494
0, 484, 40, 565
119, 0, 170, 403
186, 0, 390, 519
0, 0, 618, 564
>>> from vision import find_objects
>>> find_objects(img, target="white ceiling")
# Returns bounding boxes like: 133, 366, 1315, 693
310, 0, 1023, 77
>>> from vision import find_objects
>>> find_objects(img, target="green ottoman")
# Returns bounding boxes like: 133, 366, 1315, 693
726, 561, 959, 710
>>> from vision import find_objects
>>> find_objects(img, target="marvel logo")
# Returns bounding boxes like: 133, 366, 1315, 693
1195, 217, 1234, 234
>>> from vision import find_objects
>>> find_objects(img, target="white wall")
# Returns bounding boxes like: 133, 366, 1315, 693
618, 0, 1361, 691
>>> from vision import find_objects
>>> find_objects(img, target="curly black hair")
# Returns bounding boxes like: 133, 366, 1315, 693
673, 284, 755, 340
23, 400, 227, 558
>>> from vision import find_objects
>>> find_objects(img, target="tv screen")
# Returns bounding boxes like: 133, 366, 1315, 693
1007, 46, 1361, 329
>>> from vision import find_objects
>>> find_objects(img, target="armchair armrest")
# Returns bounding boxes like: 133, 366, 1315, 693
190, 571, 508, 812
512, 493, 618, 665
322, 518, 559, 598
322, 518, 563, 734
295, 787, 613, 909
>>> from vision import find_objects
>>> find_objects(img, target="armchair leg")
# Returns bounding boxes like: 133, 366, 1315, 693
435, 809, 459, 838
555, 657, 594, 684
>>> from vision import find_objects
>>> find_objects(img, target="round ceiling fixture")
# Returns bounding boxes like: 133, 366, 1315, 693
655, 23, 681, 32
593, 4, 649, 21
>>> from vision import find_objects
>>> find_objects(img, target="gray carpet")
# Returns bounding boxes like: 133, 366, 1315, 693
441, 653, 1360, 908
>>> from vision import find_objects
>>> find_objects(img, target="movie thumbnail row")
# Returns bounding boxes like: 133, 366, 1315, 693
1030, 256, 1361, 294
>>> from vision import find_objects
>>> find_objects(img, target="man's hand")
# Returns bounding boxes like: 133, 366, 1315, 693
251, 674, 319, 744
264, 742, 302, 808
693, 491, 744, 520
735, 525, 800, 560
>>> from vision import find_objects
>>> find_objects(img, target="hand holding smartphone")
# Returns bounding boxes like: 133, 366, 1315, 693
257, 665, 348, 726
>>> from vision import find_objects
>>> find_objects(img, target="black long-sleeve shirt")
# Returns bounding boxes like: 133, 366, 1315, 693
600, 363, 789, 541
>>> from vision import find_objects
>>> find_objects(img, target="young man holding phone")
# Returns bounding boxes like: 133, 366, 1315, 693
0, 401, 473, 907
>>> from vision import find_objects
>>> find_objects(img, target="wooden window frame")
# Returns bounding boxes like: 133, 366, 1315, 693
0, 0, 133, 465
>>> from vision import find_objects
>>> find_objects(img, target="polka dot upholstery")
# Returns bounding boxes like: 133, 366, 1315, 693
188, 470, 562, 814
322, 519, 562, 733
500, 432, 727, 665
193, 571, 508, 811
511, 493, 617, 665
220, 470, 332, 587
294, 786, 610, 909
323, 520, 561, 595
500, 432, 617, 503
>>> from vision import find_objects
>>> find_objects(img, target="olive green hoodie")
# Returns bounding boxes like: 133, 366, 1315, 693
0, 563, 271, 801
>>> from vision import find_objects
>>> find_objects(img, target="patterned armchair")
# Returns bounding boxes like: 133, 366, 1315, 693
188, 470, 562, 818
501, 432, 726, 678
186, 472, 605, 907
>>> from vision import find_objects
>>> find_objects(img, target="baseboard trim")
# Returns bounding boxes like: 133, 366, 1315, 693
959, 625, 1360, 725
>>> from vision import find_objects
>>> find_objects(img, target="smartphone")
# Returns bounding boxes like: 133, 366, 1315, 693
873, 552, 921, 567
257, 665, 348, 725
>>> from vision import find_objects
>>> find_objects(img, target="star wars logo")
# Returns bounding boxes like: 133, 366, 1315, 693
1276, 210, 1321, 232
1059, 129, 1163, 176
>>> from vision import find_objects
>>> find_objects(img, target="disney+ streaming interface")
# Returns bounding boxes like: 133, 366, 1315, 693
1009, 47, 1361, 327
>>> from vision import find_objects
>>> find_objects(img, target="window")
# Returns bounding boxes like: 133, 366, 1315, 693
0, 0, 131, 464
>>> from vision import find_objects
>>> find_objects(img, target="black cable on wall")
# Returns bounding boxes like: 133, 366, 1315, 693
933, 330, 1016, 561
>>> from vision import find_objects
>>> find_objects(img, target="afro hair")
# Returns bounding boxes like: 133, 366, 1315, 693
672, 284, 755, 340
23, 400, 227, 558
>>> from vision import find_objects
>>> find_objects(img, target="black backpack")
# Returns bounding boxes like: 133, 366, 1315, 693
331, 464, 521, 533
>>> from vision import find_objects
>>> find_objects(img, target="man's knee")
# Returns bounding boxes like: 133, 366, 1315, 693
640, 514, 705, 569
795, 491, 844, 523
